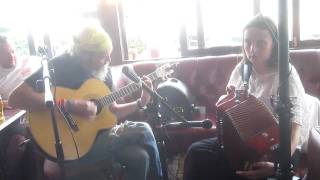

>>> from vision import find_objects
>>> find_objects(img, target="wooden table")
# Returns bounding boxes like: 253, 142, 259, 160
0, 109, 37, 180
0, 109, 26, 133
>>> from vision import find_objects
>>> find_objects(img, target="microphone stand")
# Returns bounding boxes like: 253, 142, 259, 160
140, 80, 189, 180
276, 0, 293, 179
144, 97, 170, 180
41, 53, 66, 180
122, 67, 191, 124
123, 68, 190, 180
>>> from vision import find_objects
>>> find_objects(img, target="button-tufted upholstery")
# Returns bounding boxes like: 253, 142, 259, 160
111, 49, 320, 154
290, 50, 320, 98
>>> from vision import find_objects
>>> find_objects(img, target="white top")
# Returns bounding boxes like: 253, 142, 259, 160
0, 56, 41, 99
227, 63, 317, 147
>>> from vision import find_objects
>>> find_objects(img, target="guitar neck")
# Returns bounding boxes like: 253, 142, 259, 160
97, 68, 159, 107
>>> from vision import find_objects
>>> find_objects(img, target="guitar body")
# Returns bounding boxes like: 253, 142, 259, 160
26, 62, 177, 161
27, 79, 117, 161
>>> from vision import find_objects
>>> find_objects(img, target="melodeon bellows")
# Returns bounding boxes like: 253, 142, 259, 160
216, 90, 279, 170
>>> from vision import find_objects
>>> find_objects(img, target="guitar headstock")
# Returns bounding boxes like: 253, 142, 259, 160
154, 62, 179, 81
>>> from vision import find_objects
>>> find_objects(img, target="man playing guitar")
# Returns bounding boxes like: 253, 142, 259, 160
9, 24, 162, 180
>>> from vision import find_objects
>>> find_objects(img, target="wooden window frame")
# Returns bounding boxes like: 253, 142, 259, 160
178, 0, 320, 57
86, 0, 320, 63
26, 0, 320, 62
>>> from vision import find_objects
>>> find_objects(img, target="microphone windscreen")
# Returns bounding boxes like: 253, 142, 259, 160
202, 119, 213, 129
122, 66, 129, 74
122, 66, 140, 83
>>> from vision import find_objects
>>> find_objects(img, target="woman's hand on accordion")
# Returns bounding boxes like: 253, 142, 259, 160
236, 161, 274, 179
226, 85, 235, 94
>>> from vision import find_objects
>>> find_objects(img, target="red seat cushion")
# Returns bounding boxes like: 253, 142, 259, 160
307, 127, 320, 180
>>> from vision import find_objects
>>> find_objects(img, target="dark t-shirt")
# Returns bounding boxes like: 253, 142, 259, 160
26, 53, 112, 91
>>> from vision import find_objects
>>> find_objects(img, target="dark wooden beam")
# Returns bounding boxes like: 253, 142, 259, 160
292, 0, 300, 48
98, 0, 125, 66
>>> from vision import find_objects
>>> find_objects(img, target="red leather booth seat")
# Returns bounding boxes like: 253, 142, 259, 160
112, 49, 320, 155
306, 127, 320, 180
290, 50, 320, 98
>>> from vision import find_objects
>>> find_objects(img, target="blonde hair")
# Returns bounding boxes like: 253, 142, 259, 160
72, 25, 113, 55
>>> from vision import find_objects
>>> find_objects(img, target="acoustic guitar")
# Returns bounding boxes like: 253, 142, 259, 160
27, 63, 176, 161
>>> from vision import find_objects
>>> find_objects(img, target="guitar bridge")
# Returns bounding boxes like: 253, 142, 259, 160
60, 105, 79, 132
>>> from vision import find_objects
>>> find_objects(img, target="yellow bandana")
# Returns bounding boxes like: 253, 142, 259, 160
73, 25, 112, 54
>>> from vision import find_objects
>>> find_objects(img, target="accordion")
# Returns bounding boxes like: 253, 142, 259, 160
216, 90, 279, 170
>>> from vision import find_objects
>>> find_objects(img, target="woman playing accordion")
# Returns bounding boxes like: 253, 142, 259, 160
183, 15, 311, 180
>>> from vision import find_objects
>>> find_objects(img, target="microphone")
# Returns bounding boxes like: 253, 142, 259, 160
42, 56, 54, 107
242, 61, 252, 92
122, 66, 197, 125
164, 119, 213, 129
122, 66, 154, 96
122, 66, 140, 83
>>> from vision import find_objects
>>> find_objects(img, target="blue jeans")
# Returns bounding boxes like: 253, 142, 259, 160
183, 138, 247, 180
66, 121, 162, 180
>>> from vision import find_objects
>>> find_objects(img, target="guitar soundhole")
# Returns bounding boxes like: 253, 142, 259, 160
91, 99, 102, 115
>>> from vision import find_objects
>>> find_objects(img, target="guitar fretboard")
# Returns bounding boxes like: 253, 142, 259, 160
97, 67, 161, 107
98, 83, 141, 106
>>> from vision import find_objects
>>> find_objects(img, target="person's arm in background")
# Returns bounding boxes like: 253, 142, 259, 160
19, 56, 42, 79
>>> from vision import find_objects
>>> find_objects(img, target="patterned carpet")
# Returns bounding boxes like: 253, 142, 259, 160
167, 153, 186, 180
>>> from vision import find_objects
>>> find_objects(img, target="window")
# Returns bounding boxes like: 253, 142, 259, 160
0, 1, 30, 56
0, 0, 99, 57
201, 0, 253, 47
2, 0, 319, 61
300, 0, 320, 40
122, 0, 189, 60
260, 0, 293, 40
0, 29, 30, 57
32, 0, 100, 56
182, 1, 198, 50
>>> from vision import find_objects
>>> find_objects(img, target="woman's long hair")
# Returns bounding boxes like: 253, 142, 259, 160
241, 14, 279, 68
